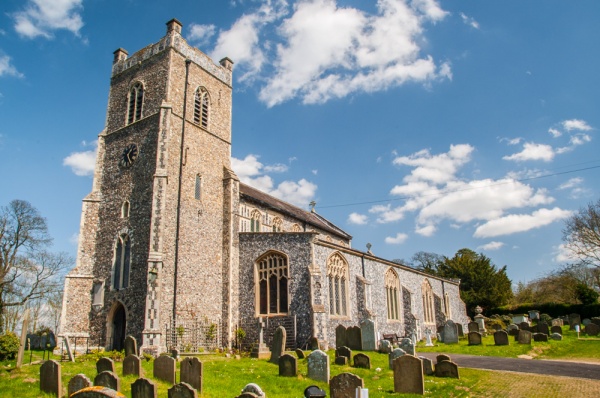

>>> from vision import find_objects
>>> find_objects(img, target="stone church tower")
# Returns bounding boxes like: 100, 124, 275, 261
60, 19, 238, 353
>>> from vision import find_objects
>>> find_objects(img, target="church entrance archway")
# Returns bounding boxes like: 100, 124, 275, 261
108, 302, 126, 351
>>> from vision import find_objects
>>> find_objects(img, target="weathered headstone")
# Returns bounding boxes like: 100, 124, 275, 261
468, 332, 482, 346
307, 349, 330, 382
154, 355, 176, 384
269, 325, 286, 364
40, 360, 62, 396
336, 346, 352, 360
95, 371, 120, 392
335, 325, 347, 348
378, 339, 392, 354
528, 310, 540, 320
304, 385, 326, 398
123, 354, 142, 377
168, 382, 197, 398
518, 330, 532, 344
236, 393, 259, 398
171, 349, 180, 361
419, 356, 434, 375
582, 318, 592, 326
550, 325, 562, 335
435, 360, 460, 378
131, 378, 157, 398
279, 353, 297, 377
124, 335, 138, 357
550, 333, 563, 341
537, 322, 549, 335
388, 348, 405, 369
591, 317, 600, 326
295, 348, 305, 359
251, 317, 270, 359
457, 323, 465, 338
71, 387, 125, 397
309, 337, 320, 351
393, 354, 424, 395
551, 319, 563, 327
467, 321, 479, 333
494, 330, 509, 346
180, 357, 202, 392
334, 356, 348, 365
330, 372, 364, 398
436, 354, 451, 364
360, 319, 376, 351
346, 326, 362, 350
585, 323, 600, 336
533, 333, 548, 342
519, 322, 530, 331
442, 320, 459, 344
569, 313, 581, 330
399, 338, 415, 356
69, 374, 93, 396
97, 357, 116, 374
353, 353, 370, 369
241, 383, 265, 397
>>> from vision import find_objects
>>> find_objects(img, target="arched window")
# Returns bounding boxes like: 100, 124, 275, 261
121, 201, 130, 218
127, 82, 144, 124
193, 87, 210, 128
113, 234, 131, 290
194, 175, 202, 200
272, 217, 283, 232
385, 268, 401, 320
256, 252, 289, 315
328, 252, 349, 317
250, 210, 261, 232
444, 292, 452, 319
291, 223, 301, 232
422, 279, 435, 324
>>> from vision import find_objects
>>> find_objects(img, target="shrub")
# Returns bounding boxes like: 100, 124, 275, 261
540, 313, 552, 324
0, 332, 20, 361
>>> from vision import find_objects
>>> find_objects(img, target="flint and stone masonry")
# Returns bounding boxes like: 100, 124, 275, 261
60, 19, 468, 354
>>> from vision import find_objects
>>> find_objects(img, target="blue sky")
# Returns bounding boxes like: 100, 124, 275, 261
1, 0, 599, 285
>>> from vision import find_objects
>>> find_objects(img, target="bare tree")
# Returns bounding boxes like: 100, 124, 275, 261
563, 199, 600, 268
0, 200, 71, 333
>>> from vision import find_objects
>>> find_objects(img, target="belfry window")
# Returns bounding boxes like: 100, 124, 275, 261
194, 175, 202, 200
121, 201, 130, 218
193, 87, 210, 128
256, 252, 289, 315
385, 268, 401, 320
328, 252, 349, 317
127, 83, 144, 124
113, 234, 131, 290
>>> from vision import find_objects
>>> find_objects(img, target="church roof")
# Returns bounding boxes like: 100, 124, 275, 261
239, 183, 352, 241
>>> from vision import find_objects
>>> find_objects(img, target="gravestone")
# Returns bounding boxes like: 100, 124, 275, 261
304, 385, 326, 398
442, 320, 459, 344
97, 358, 116, 374
154, 355, 176, 384
378, 339, 392, 354
346, 326, 362, 350
269, 325, 286, 364
419, 356, 434, 375
518, 330, 532, 344
251, 317, 270, 359
552, 319, 564, 327
436, 326, 444, 342
591, 317, 600, 326
353, 353, 370, 369
279, 353, 297, 376
171, 349, 180, 360
69, 374, 93, 396
512, 315, 527, 324
124, 335, 137, 357
550, 325, 562, 335
435, 360, 460, 378
582, 318, 592, 326
40, 360, 61, 396
307, 350, 330, 382
131, 378, 157, 398
467, 322, 479, 333
236, 394, 259, 398
393, 354, 424, 395
537, 322, 549, 335
494, 330, 509, 346
508, 328, 519, 337
388, 348, 406, 369
492, 324, 502, 331
309, 337, 320, 350
295, 348, 305, 359
533, 333, 548, 342
507, 324, 519, 331
180, 357, 202, 392
71, 387, 125, 397
168, 382, 197, 398
550, 333, 563, 341
329, 373, 364, 398
95, 371, 120, 392
335, 325, 347, 348
436, 354, 451, 364
457, 323, 464, 338
336, 346, 352, 360
399, 338, 415, 356
241, 383, 265, 397
64, 336, 75, 362
123, 354, 142, 377
360, 319, 376, 351
585, 323, 600, 336
468, 332, 482, 346
334, 356, 348, 365
528, 310, 540, 320
569, 313, 581, 330
519, 322, 530, 331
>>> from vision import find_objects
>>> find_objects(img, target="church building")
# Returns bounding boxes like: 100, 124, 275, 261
59, 19, 468, 354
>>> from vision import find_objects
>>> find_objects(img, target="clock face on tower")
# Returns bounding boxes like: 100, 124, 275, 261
120, 143, 138, 168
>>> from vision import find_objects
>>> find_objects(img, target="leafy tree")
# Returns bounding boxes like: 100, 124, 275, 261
436, 248, 513, 312
563, 199, 600, 268
0, 200, 71, 333
575, 283, 599, 305
409, 251, 444, 275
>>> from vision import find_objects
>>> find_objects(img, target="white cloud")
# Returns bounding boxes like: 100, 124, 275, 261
553, 243, 577, 263
562, 119, 592, 132
13, 0, 84, 39
557, 177, 588, 199
0, 54, 24, 78
459, 12, 479, 29
548, 128, 562, 138
69, 233, 79, 245
503, 142, 554, 162
63, 147, 96, 176
348, 212, 368, 225
473, 207, 572, 238
393, 144, 474, 184
477, 241, 504, 251
270, 178, 317, 207
385, 232, 408, 244
187, 23, 216, 47
558, 177, 583, 190
415, 224, 436, 237
264, 163, 289, 173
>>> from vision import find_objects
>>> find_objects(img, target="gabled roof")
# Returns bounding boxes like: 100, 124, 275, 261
239, 183, 352, 241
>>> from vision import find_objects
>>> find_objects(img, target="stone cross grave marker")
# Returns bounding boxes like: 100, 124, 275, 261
330, 372, 364, 398
251, 317, 270, 359
123, 354, 143, 377
94, 371, 120, 392
167, 382, 197, 398
124, 335, 137, 357
269, 325, 286, 364
279, 353, 297, 377
154, 355, 176, 384
40, 360, 62, 396
424, 328, 434, 346
180, 357, 202, 392
393, 354, 424, 395
68, 374, 93, 396
360, 319, 376, 351
307, 349, 330, 382
131, 377, 157, 398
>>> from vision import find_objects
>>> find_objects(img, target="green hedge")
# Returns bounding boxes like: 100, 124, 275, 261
489, 303, 600, 319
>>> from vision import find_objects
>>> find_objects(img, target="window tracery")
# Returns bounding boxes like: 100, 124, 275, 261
328, 252, 349, 317
127, 82, 144, 124
256, 252, 289, 315
385, 268, 401, 320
